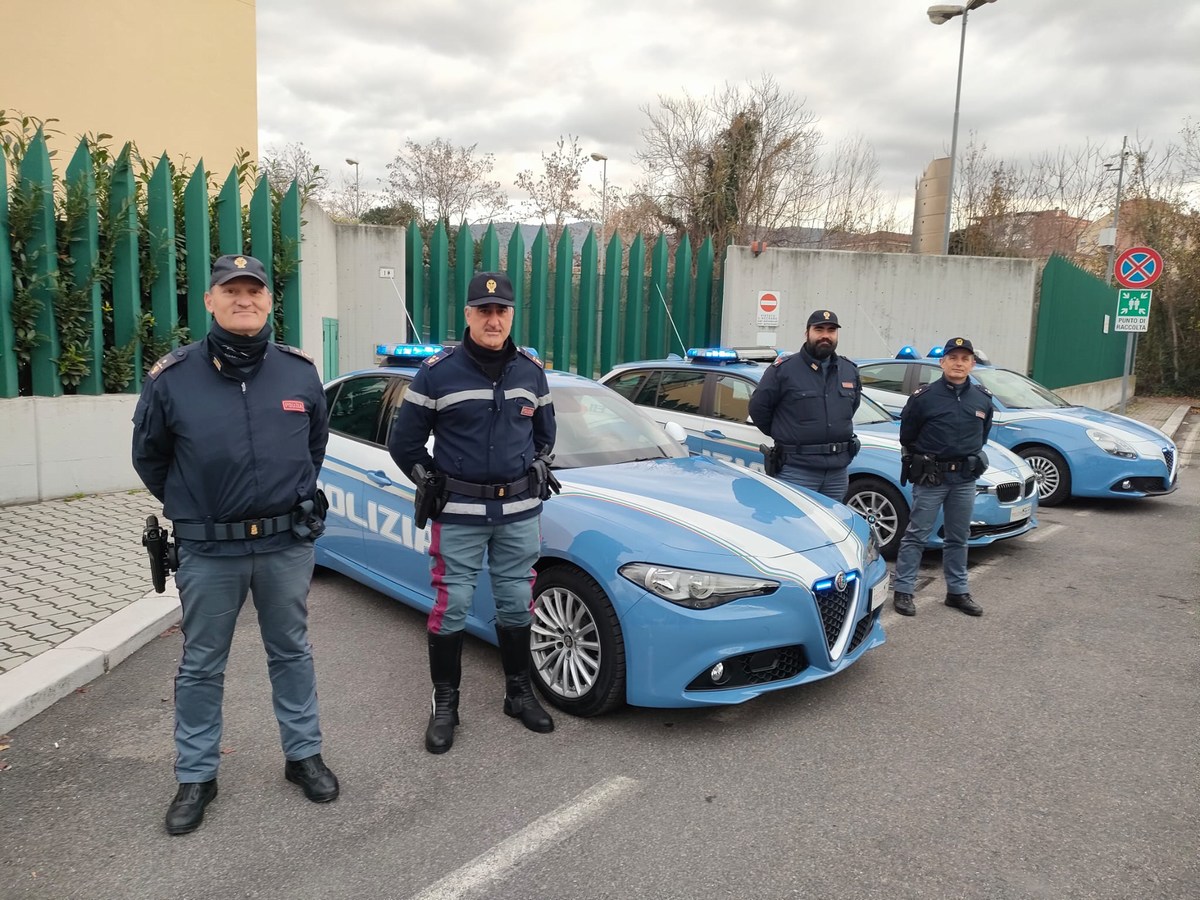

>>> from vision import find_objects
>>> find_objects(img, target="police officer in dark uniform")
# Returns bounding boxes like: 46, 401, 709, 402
389, 271, 557, 755
892, 337, 993, 618
748, 309, 861, 500
132, 254, 338, 835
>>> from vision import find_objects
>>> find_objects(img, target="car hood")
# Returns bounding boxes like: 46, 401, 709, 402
553, 456, 868, 578
1005, 407, 1172, 448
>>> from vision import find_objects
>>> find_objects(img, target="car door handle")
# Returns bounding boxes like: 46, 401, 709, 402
703, 429, 727, 439
366, 470, 394, 486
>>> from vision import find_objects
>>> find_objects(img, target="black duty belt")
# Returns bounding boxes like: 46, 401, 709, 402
444, 475, 531, 500
173, 513, 294, 541
781, 441, 853, 455
935, 458, 968, 472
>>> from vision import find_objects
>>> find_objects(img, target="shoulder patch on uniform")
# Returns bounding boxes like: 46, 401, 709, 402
974, 383, 993, 397
147, 347, 188, 380
772, 355, 785, 367
424, 345, 456, 367
275, 343, 315, 364
911, 385, 929, 397
518, 346, 544, 368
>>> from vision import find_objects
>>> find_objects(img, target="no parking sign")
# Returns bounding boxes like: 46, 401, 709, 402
756, 290, 781, 327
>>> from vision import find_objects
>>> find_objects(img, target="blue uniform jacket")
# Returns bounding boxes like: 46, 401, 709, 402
131, 341, 329, 555
900, 376, 993, 482
747, 348, 861, 470
388, 343, 556, 526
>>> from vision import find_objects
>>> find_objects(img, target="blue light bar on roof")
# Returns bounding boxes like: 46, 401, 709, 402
895, 345, 922, 360
927, 345, 945, 359
686, 347, 739, 362
376, 343, 443, 358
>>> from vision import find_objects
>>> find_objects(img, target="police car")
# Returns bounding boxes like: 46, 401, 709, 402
315, 344, 889, 717
857, 346, 1179, 506
598, 347, 1039, 557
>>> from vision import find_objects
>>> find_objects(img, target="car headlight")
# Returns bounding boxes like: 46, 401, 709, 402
618, 563, 779, 610
1086, 428, 1137, 459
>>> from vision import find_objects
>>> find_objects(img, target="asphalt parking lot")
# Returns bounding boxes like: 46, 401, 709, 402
2, 423, 1197, 900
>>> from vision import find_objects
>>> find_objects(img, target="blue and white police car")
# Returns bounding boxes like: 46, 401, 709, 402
315, 344, 889, 717
599, 347, 1038, 558
856, 347, 1179, 506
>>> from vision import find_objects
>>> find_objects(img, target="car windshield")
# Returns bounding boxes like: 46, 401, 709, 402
550, 381, 688, 469
854, 393, 894, 425
973, 368, 1071, 409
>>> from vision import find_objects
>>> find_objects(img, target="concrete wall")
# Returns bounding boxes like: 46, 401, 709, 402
299, 205, 407, 379
1054, 375, 1133, 411
721, 246, 1040, 371
0, 396, 141, 505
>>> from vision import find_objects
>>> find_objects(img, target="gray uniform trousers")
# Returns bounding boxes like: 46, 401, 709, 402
173, 541, 322, 782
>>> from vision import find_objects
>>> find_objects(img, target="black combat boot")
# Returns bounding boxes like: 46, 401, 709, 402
893, 592, 916, 616
496, 623, 554, 734
945, 592, 983, 617
425, 631, 464, 754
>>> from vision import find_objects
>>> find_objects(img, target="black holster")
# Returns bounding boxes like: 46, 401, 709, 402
141, 515, 178, 594
291, 489, 329, 541
913, 454, 942, 487
412, 464, 448, 529
759, 444, 785, 477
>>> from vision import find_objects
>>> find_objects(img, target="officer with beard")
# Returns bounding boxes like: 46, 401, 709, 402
748, 309, 861, 500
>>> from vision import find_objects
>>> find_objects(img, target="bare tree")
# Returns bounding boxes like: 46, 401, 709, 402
324, 172, 377, 223
818, 133, 887, 238
515, 134, 592, 244
260, 142, 327, 205
385, 138, 508, 224
636, 75, 823, 248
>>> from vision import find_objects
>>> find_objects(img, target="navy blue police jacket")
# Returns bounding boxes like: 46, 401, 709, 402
899, 376, 993, 483
131, 340, 329, 555
747, 347, 862, 470
388, 341, 555, 526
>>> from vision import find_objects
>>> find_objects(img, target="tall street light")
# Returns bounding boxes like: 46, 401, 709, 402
928, 0, 999, 255
590, 152, 608, 278
345, 158, 360, 219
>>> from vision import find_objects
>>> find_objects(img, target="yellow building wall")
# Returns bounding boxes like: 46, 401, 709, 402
1, 0, 257, 176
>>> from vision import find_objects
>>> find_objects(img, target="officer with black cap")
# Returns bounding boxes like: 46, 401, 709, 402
892, 336, 993, 618
389, 271, 558, 755
132, 253, 338, 835
748, 309, 862, 500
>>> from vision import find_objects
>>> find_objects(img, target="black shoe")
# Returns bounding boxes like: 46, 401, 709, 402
496, 624, 554, 734
426, 631, 464, 754
285, 754, 340, 802
945, 592, 983, 617
165, 780, 217, 835
893, 592, 916, 616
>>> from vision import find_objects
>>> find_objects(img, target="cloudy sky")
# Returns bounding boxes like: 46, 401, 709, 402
257, 0, 1199, 225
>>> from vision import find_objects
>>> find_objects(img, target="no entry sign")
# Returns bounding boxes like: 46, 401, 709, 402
1114, 247, 1163, 289
757, 290, 781, 327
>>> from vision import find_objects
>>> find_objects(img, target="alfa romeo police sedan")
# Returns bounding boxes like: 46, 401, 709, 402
314, 344, 889, 717
598, 348, 1038, 558
857, 347, 1179, 506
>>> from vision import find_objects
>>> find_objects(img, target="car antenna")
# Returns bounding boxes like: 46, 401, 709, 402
384, 271, 427, 343
653, 283, 688, 356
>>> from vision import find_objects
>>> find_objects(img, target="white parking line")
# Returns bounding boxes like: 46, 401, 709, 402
408, 776, 640, 900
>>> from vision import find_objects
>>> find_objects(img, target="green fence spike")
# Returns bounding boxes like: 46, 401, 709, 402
670, 236, 693, 356
647, 234, 670, 359
250, 176, 273, 291
109, 143, 141, 392
148, 154, 178, 351
453, 222, 473, 341
405, 219, 426, 342
622, 234, 646, 364
599, 232, 623, 375
552, 228, 574, 371
481, 223, 500, 271
428, 221, 449, 343
529, 227, 549, 356
694, 237, 715, 347
279, 182, 302, 345
506, 226, 526, 346
184, 161, 211, 337
577, 230, 598, 378
0, 153, 17, 397
65, 139, 104, 394
216, 165, 243, 255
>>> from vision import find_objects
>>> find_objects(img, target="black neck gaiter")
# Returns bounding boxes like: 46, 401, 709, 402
463, 330, 516, 382
207, 322, 272, 378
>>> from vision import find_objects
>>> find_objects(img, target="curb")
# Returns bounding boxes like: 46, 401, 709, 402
1161, 404, 1191, 441
0, 588, 181, 734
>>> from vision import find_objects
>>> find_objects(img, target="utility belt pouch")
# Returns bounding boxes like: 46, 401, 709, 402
760, 444, 784, 477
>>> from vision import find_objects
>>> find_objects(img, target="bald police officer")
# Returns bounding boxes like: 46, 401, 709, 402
892, 337, 993, 618
132, 254, 338, 835
390, 271, 557, 755
748, 309, 862, 500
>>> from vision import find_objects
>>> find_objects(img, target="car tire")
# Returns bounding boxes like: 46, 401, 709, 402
529, 565, 626, 717
845, 477, 909, 560
1018, 445, 1071, 506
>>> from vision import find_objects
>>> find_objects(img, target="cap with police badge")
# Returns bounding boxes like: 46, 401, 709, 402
806, 309, 840, 328
466, 272, 515, 307
943, 336, 975, 356
210, 254, 272, 291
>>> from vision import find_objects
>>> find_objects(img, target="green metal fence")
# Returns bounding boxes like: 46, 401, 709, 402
404, 221, 719, 378
1031, 255, 1127, 389
0, 130, 302, 398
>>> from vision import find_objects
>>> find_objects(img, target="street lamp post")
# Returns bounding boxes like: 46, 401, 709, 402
1105, 136, 1136, 413
345, 158, 360, 219
589, 152, 608, 278
928, 0, 999, 255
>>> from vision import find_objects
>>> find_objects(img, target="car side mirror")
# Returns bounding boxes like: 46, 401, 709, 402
663, 421, 687, 444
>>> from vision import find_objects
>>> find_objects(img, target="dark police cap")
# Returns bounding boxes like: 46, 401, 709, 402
466, 272, 515, 307
943, 336, 975, 355
806, 309, 840, 328
210, 254, 271, 291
